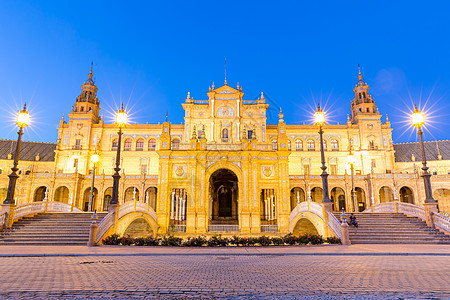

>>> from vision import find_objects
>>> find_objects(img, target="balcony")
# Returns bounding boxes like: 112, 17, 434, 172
72, 145, 82, 150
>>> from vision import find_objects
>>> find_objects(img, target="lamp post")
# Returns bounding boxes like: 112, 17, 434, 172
110, 104, 127, 207
4, 104, 30, 205
88, 152, 99, 212
347, 148, 357, 212
314, 104, 331, 204
411, 105, 436, 204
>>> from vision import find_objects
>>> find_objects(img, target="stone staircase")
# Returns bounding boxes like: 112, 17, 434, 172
333, 212, 450, 244
0, 212, 108, 245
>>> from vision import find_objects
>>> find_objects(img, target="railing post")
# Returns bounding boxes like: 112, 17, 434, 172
87, 211, 98, 247
108, 203, 119, 233
0, 204, 15, 228
394, 201, 399, 213
424, 202, 438, 228
339, 212, 351, 245
322, 202, 333, 238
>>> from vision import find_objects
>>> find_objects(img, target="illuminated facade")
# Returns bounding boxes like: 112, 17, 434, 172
1, 67, 449, 234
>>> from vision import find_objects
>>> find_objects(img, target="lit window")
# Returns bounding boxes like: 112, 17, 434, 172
295, 139, 303, 151
331, 140, 339, 151
148, 139, 156, 150
272, 139, 278, 150
112, 139, 118, 149
136, 139, 144, 151
171, 139, 180, 150
307, 139, 315, 151
124, 139, 132, 150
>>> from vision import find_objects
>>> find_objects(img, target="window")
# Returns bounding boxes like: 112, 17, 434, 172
247, 130, 254, 140
359, 93, 361, 99
171, 139, 180, 150
366, 108, 370, 112
222, 128, 229, 142
63, 135, 68, 146
288, 140, 291, 150
331, 139, 339, 151
92, 134, 97, 146
371, 159, 376, 168
353, 135, 359, 147
148, 139, 156, 150
330, 165, 337, 175
272, 139, 278, 150
383, 136, 387, 147
58, 169, 63, 174
307, 139, 315, 151
136, 139, 144, 151
141, 164, 148, 175
112, 139, 118, 150
295, 139, 303, 151
124, 138, 132, 150
74, 139, 81, 150
73, 158, 78, 168
304, 165, 310, 175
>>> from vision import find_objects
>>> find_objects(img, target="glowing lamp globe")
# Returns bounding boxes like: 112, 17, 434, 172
91, 153, 100, 163
347, 153, 355, 165
16, 105, 30, 129
314, 105, 326, 126
116, 105, 127, 128
411, 105, 424, 129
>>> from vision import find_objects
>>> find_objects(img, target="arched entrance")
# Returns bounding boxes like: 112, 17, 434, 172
355, 187, 366, 212
124, 187, 139, 202
103, 187, 113, 211
54, 186, 69, 203
290, 187, 305, 211
379, 186, 394, 203
292, 218, 319, 236
330, 187, 345, 211
209, 169, 238, 224
145, 187, 157, 210
400, 186, 414, 204
123, 218, 153, 238
433, 188, 450, 215
82, 187, 98, 211
311, 187, 323, 203
34, 186, 47, 202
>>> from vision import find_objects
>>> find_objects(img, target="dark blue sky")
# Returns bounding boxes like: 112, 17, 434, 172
0, 1, 449, 143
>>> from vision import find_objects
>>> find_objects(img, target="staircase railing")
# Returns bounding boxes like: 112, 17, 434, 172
96, 210, 115, 244
327, 211, 342, 240
0, 211, 6, 229
47, 202, 82, 213
432, 212, 450, 234
14, 202, 46, 220
397, 202, 426, 220
364, 202, 395, 213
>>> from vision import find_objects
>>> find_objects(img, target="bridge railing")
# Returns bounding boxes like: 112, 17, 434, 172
327, 211, 342, 240
397, 202, 426, 220
432, 212, 450, 234
364, 202, 396, 213
289, 201, 324, 223
47, 202, 82, 213
14, 202, 46, 220
96, 210, 115, 244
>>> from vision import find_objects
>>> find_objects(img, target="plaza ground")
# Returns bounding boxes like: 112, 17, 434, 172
0, 245, 449, 299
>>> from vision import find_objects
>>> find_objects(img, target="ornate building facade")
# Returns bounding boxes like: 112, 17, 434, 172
1, 67, 449, 234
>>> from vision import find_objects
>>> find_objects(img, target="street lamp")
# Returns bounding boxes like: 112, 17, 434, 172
314, 104, 331, 203
4, 104, 30, 204
411, 105, 436, 204
110, 104, 127, 207
88, 152, 99, 211
347, 148, 357, 212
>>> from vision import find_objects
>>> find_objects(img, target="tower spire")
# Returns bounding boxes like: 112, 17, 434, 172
224, 58, 227, 85
358, 64, 362, 81
89, 62, 93, 80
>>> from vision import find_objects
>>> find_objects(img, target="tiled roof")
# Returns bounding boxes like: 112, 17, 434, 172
393, 140, 450, 162
0, 139, 56, 162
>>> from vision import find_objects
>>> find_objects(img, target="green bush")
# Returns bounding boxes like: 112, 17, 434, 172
120, 235, 134, 246
326, 236, 342, 244
161, 235, 183, 246
271, 237, 284, 246
258, 235, 272, 246
183, 236, 207, 247
102, 233, 121, 245
207, 235, 229, 247
283, 234, 298, 245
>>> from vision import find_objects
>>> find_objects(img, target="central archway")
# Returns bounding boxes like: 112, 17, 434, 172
209, 168, 238, 224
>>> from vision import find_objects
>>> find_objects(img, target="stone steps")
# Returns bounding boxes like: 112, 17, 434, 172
0, 212, 107, 246
332, 212, 450, 244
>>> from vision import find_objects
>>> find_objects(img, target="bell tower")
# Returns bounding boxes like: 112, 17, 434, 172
350, 66, 379, 124
72, 63, 100, 123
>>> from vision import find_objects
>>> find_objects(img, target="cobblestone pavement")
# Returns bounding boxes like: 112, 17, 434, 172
0, 255, 449, 299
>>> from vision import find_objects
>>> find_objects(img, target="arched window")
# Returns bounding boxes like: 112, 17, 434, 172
363, 93, 366, 99
124, 138, 132, 151
288, 140, 291, 150
295, 139, 303, 151
307, 139, 315, 151
222, 128, 229, 142
171, 139, 180, 150
331, 139, 339, 151
112, 139, 118, 150
272, 139, 278, 150
148, 139, 156, 150
359, 93, 361, 99
136, 139, 144, 151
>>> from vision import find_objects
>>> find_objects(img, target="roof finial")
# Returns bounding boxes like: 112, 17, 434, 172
358, 64, 362, 81
89, 62, 93, 80
224, 58, 227, 85
165, 111, 168, 122
212, 81, 215, 89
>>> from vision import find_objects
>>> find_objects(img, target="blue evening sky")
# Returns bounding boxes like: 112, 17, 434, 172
0, 1, 449, 144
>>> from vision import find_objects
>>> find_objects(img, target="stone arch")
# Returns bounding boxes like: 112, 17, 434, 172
117, 212, 158, 238
290, 187, 306, 211
311, 187, 323, 202
379, 186, 394, 203
292, 218, 319, 236
289, 212, 325, 236
144, 187, 158, 210
82, 187, 98, 211
209, 169, 238, 221
124, 186, 140, 202
355, 187, 366, 212
123, 218, 154, 238
34, 186, 47, 202
399, 186, 414, 204
103, 187, 113, 211
330, 187, 345, 212
433, 188, 450, 215
54, 186, 69, 203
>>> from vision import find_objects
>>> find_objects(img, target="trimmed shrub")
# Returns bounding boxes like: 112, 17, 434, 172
183, 236, 207, 247
258, 235, 272, 246
120, 235, 134, 246
326, 236, 342, 244
161, 235, 183, 246
283, 234, 298, 245
102, 234, 121, 245
207, 235, 229, 247
271, 237, 284, 246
